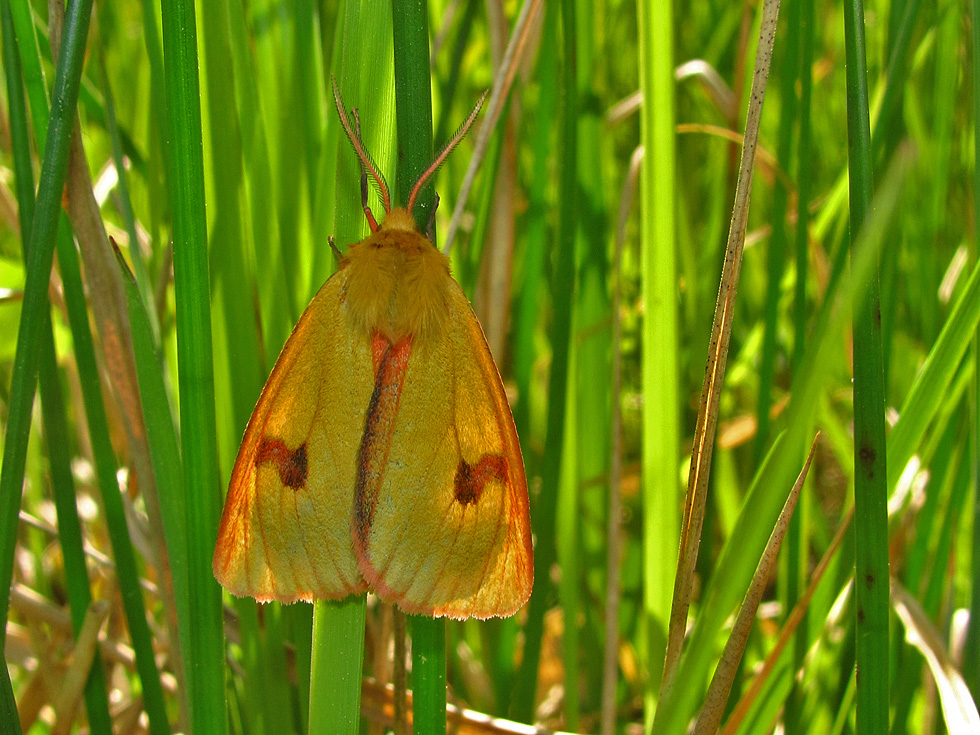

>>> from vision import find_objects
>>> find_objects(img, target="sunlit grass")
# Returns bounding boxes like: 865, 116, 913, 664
0, 0, 978, 732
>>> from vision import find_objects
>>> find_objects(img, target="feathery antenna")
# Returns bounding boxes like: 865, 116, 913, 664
332, 77, 391, 229
406, 92, 487, 216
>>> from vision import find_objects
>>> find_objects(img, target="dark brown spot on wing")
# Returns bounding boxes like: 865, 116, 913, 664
256, 438, 308, 489
454, 454, 508, 505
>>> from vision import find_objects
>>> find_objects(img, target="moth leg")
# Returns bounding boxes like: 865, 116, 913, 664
426, 193, 440, 242
328, 235, 342, 262
353, 109, 379, 232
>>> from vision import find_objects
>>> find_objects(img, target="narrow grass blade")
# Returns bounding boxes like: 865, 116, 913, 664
966, 0, 980, 700
392, 0, 435, 216
96, 50, 159, 342
843, 0, 891, 728
693, 435, 817, 735
160, 0, 225, 727
1, 0, 33, 231
200, 0, 265, 470
410, 615, 448, 735
786, 3, 816, 724
0, 0, 96, 643
54, 224, 170, 734
754, 0, 800, 463
721, 507, 856, 735
601, 145, 642, 735
792, 0, 815, 371
390, 0, 451, 728
0, 649, 21, 735
115, 243, 192, 719
556, 372, 580, 729
224, 0, 292, 359
570, 0, 613, 715
7, 0, 50, 152
513, 1, 558, 448
659, 0, 780, 703
887, 255, 980, 489
443, 0, 544, 252
310, 599, 367, 734
50, 600, 110, 732
636, 0, 679, 711
38, 310, 113, 734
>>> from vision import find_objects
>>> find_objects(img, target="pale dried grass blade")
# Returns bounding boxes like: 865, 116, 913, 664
659, 0, 782, 698
892, 582, 980, 734
601, 144, 644, 735
9, 585, 141, 671
443, 0, 545, 252
52, 599, 109, 735
360, 678, 577, 734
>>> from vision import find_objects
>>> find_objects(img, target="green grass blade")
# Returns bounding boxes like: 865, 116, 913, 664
513, 1, 557, 448
887, 259, 980, 487
295, 0, 325, 217
787, 0, 815, 727
1, 0, 33, 229
96, 51, 159, 343
872, 0, 922, 164
200, 0, 265, 470
38, 307, 113, 735
432, 0, 478, 146
160, 0, 226, 727
843, 0, 890, 730
754, 0, 800, 462
116, 245, 192, 719
390, 0, 450, 729
557, 367, 580, 729
637, 0, 680, 716
0, 649, 21, 735
392, 0, 434, 214
333, 0, 396, 241
0, 0, 96, 646
966, 0, 980, 701
7, 0, 50, 151
571, 0, 611, 716
411, 615, 448, 735
309, 599, 367, 734
225, 0, 292, 360
288, 604, 314, 732
793, 0, 815, 372
55, 224, 170, 734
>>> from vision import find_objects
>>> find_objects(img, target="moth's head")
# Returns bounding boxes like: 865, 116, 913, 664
332, 78, 485, 236
379, 208, 419, 234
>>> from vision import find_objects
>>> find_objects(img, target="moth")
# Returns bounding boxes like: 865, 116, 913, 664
212, 83, 533, 619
